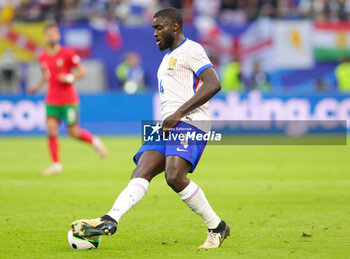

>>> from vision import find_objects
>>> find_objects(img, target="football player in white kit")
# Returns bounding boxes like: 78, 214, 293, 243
71, 8, 230, 249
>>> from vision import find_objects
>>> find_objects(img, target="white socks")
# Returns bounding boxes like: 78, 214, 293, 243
106, 178, 220, 230
178, 180, 221, 229
107, 177, 149, 222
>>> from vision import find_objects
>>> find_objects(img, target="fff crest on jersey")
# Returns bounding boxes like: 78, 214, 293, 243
167, 56, 177, 76
168, 57, 177, 67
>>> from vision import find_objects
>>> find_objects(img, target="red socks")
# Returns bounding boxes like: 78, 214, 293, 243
79, 129, 93, 144
48, 137, 59, 163
48, 130, 93, 163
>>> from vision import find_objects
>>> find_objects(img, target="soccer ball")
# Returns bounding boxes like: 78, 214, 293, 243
67, 230, 101, 250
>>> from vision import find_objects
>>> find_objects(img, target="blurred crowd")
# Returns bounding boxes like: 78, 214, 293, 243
1, 0, 350, 94
1, 0, 350, 25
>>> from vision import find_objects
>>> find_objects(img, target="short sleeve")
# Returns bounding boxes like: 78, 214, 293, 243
38, 53, 48, 70
185, 43, 213, 77
67, 49, 81, 67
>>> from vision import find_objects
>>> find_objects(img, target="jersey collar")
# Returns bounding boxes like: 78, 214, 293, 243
167, 38, 188, 55
46, 45, 62, 57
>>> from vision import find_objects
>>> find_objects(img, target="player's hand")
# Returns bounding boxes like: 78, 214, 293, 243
58, 73, 75, 84
28, 86, 38, 94
58, 74, 66, 83
162, 111, 183, 137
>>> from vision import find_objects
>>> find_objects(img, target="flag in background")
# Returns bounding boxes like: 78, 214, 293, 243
238, 18, 274, 76
0, 23, 45, 62
273, 20, 314, 69
239, 19, 315, 75
313, 23, 350, 61
105, 21, 122, 51
195, 16, 235, 63
63, 28, 92, 58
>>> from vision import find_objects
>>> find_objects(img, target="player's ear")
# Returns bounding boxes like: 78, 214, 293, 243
172, 23, 179, 32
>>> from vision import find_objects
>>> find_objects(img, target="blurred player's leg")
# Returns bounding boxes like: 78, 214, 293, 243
65, 105, 107, 158
165, 156, 229, 249
71, 150, 165, 237
42, 116, 62, 176
67, 124, 108, 158
48, 136, 59, 163
92, 136, 108, 158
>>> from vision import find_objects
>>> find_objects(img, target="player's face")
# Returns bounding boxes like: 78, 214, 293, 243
45, 27, 61, 47
152, 17, 175, 51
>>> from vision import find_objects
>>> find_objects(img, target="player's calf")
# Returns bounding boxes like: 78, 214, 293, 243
92, 136, 108, 158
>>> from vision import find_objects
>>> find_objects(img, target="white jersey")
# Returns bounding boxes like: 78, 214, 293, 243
157, 38, 213, 132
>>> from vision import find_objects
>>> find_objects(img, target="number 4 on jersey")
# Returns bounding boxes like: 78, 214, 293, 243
159, 80, 164, 94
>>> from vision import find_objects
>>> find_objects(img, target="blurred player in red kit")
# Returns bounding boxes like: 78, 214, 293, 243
29, 23, 107, 176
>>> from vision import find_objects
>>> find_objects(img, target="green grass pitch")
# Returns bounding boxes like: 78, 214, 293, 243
1, 136, 350, 258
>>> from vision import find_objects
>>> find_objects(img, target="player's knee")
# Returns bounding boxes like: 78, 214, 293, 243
47, 127, 58, 137
68, 129, 80, 139
47, 128, 58, 137
165, 167, 185, 190
47, 133, 58, 138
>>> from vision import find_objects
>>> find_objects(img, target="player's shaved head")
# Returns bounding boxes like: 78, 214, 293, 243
154, 8, 183, 31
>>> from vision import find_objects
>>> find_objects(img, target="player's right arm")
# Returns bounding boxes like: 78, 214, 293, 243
162, 66, 221, 133
58, 63, 86, 84
28, 69, 48, 94
57, 49, 85, 84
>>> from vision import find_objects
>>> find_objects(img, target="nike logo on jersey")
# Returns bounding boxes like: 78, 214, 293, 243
176, 147, 188, 152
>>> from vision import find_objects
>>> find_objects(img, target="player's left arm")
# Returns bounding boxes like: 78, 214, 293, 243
162, 66, 221, 131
